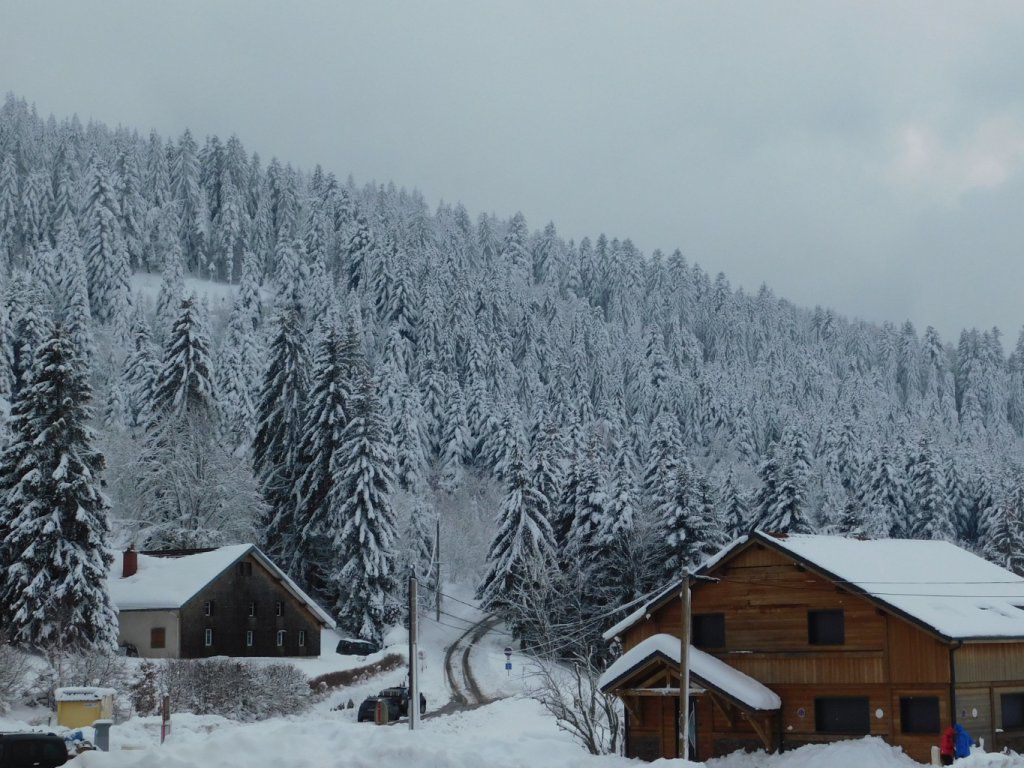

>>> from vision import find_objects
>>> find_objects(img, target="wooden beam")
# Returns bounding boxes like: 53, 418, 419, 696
709, 691, 734, 728
618, 688, 681, 697
744, 713, 772, 751
622, 695, 642, 724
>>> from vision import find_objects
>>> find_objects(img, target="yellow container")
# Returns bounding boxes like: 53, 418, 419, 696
55, 687, 115, 729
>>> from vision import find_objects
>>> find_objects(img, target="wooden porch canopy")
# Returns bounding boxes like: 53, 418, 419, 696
599, 633, 781, 751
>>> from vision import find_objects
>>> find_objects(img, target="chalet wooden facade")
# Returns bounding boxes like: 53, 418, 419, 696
107, 544, 336, 659
600, 532, 1024, 763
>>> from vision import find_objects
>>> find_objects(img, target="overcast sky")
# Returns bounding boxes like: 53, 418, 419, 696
2, 1, 1023, 340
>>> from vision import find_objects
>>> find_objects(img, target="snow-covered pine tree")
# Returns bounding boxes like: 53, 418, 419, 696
291, 317, 358, 595
0, 153, 18, 271
752, 426, 813, 534
216, 296, 262, 451
0, 324, 118, 651
156, 242, 186, 333
660, 459, 720, 574
719, 468, 749, 538
82, 152, 130, 327
478, 439, 555, 616
905, 437, 955, 541
54, 226, 94, 361
253, 301, 309, 562
137, 296, 226, 547
438, 380, 470, 492
121, 311, 160, 430
328, 366, 400, 643
982, 474, 1024, 576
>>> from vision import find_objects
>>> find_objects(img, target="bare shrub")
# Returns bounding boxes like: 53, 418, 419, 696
528, 654, 622, 756
0, 644, 33, 714
161, 659, 310, 721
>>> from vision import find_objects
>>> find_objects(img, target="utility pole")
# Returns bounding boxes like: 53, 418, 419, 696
408, 572, 420, 730
678, 574, 691, 761
435, 516, 442, 623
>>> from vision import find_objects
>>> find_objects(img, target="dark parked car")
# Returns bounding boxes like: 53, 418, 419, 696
356, 694, 401, 723
356, 686, 427, 722
0, 733, 69, 768
336, 637, 378, 656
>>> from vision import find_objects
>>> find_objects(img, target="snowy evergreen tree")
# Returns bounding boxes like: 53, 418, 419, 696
121, 312, 160, 429
478, 440, 556, 616
82, 153, 130, 327
906, 438, 955, 541
329, 367, 400, 643
982, 476, 1024, 576
0, 325, 118, 651
291, 318, 359, 593
752, 426, 813, 534
253, 302, 309, 563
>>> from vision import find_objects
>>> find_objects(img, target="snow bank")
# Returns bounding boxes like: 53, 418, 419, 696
598, 633, 780, 711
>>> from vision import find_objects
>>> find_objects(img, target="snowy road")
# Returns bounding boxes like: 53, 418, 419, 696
442, 614, 503, 708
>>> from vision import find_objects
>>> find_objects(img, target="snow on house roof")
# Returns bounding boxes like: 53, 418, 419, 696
603, 532, 1024, 642
768, 533, 1024, 641
598, 633, 781, 711
54, 687, 116, 702
106, 544, 336, 628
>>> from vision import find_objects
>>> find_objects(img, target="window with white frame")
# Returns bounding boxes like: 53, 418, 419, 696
298, 630, 306, 647
245, 630, 254, 648
204, 628, 213, 647
276, 630, 286, 647
248, 601, 256, 617
276, 601, 283, 617
203, 600, 213, 616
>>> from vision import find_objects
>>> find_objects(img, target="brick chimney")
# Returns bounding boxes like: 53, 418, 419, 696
122, 547, 138, 578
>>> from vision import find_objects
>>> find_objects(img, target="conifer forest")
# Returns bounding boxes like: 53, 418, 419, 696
1, 92, 1023, 653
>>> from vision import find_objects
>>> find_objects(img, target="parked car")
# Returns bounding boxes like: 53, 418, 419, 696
0, 733, 69, 768
356, 694, 401, 723
378, 686, 426, 718
356, 686, 427, 723
335, 637, 378, 656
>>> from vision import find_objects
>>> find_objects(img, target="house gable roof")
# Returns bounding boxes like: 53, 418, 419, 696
107, 544, 336, 628
603, 532, 1024, 643
597, 633, 781, 712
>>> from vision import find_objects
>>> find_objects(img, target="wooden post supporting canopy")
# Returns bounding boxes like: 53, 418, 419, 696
678, 574, 691, 761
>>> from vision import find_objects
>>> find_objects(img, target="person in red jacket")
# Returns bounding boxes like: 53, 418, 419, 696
940, 725, 956, 765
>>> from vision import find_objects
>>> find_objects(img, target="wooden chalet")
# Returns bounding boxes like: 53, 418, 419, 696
107, 544, 336, 659
600, 532, 1024, 762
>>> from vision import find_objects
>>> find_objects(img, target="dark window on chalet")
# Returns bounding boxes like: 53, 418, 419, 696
204, 600, 213, 616
249, 601, 256, 617
276, 602, 283, 617
808, 609, 845, 645
151, 627, 166, 649
245, 630, 254, 648
298, 630, 306, 647
692, 613, 725, 649
900, 697, 940, 733
1002, 693, 1024, 730
238, 561, 253, 577
276, 630, 286, 647
204, 628, 213, 647
815, 697, 869, 734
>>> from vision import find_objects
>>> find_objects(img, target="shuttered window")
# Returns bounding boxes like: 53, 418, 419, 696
692, 614, 725, 649
1002, 693, 1024, 730
815, 697, 869, 734
900, 697, 940, 733
151, 627, 166, 649
808, 610, 845, 645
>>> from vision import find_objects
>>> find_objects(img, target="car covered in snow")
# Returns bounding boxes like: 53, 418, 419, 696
0, 732, 69, 767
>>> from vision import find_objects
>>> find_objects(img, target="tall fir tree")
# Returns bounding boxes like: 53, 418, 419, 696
82, 153, 130, 327
329, 367, 400, 642
0, 325, 118, 650
253, 302, 310, 563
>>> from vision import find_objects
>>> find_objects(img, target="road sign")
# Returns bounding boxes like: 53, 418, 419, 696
504, 647, 512, 660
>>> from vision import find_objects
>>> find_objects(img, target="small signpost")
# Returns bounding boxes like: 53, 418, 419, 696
504, 647, 513, 677
160, 695, 171, 743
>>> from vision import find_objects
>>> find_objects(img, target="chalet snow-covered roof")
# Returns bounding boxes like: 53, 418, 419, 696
602, 532, 1024, 642
106, 544, 336, 628
598, 633, 781, 711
